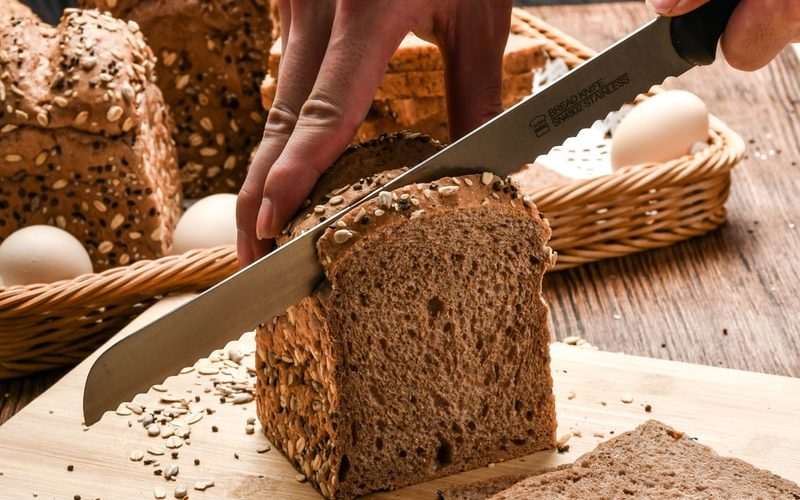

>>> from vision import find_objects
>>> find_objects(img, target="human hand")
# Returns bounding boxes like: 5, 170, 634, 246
236, 0, 513, 266
647, 0, 800, 71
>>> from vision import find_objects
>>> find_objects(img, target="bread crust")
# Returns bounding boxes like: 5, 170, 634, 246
80, 0, 273, 197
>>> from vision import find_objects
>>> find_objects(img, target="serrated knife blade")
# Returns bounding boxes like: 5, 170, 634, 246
83, 1, 739, 425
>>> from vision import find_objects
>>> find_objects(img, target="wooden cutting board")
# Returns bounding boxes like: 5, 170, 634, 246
0, 294, 798, 499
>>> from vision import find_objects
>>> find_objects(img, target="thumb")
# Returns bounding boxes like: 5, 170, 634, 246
647, 0, 711, 16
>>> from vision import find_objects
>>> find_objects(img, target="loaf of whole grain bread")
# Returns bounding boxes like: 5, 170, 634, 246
1, 0, 36, 21
0, 8, 181, 270
79, 0, 273, 197
255, 132, 558, 499
490, 420, 800, 499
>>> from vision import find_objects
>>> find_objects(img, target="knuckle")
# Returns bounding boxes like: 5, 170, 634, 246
264, 101, 300, 138
299, 96, 345, 126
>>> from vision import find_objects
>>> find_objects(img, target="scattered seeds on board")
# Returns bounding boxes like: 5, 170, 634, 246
151, 385, 168, 393
256, 444, 271, 454
115, 406, 132, 416
129, 449, 144, 462
194, 480, 215, 491
147, 424, 161, 437
198, 366, 219, 376
232, 393, 254, 405
245, 424, 255, 435
164, 464, 179, 480
557, 433, 572, 453
165, 436, 183, 449
645, 403, 653, 412
153, 487, 166, 499
567, 390, 576, 400
621, 393, 634, 404
563, 336, 581, 345
148, 446, 165, 456
295, 473, 307, 483
173, 483, 187, 499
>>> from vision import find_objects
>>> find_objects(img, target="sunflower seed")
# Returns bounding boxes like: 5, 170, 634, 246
165, 436, 183, 449
194, 481, 214, 491
146, 424, 161, 437
232, 393, 253, 405
153, 486, 166, 499
256, 444, 270, 453
620, 393, 634, 404
129, 449, 144, 462
333, 229, 353, 244
147, 447, 165, 456
151, 384, 168, 393
173, 483, 187, 498
439, 185, 459, 197
164, 464, 179, 480
106, 106, 123, 122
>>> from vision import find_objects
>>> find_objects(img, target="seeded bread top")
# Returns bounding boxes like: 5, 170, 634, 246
0, 0, 37, 22
316, 173, 555, 276
0, 9, 156, 139
277, 131, 444, 244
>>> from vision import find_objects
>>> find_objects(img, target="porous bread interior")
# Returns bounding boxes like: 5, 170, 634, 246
490, 419, 800, 499
326, 204, 555, 498
257, 176, 556, 498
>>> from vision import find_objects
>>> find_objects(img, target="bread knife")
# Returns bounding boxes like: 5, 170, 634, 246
83, 0, 740, 425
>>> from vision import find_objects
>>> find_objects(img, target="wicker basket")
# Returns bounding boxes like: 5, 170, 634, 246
0, 9, 744, 379
511, 9, 745, 270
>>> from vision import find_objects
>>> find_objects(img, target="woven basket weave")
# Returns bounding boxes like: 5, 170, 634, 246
0, 9, 744, 379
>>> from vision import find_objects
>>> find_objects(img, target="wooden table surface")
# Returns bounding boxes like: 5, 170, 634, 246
2, 1, 800, 426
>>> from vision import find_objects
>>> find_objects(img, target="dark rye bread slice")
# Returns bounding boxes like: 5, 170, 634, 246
255, 137, 558, 499
490, 420, 800, 499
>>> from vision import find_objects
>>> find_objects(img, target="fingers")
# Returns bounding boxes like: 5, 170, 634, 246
646, 0, 711, 16
438, 0, 512, 140
720, 0, 800, 70
254, 1, 412, 239
236, 0, 335, 266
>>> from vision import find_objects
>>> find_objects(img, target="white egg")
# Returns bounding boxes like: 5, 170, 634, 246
172, 194, 238, 254
611, 90, 709, 169
0, 225, 93, 286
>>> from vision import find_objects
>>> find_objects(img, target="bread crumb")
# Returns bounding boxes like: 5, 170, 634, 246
567, 390, 576, 400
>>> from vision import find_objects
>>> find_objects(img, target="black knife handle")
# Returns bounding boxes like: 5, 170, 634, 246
670, 0, 741, 66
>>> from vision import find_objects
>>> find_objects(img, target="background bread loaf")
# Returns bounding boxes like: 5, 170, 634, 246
262, 33, 546, 143
80, 0, 273, 198
256, 133, 557, 499
0, 8, 181, 270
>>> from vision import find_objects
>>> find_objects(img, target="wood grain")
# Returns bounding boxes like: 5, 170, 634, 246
0, 296, 797, 499
2, 2, 800, 425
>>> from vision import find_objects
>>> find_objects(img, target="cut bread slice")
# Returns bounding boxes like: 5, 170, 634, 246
490, 420, 800, 499
371, 72, 533, 126
255, 134, 558, 499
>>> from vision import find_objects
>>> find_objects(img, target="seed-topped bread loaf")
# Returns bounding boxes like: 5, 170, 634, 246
80, 0, 272, 197
1, 0, 36, 22
255, 133, 558, 499
490, 420, 800, 499
0, 8, 181, 270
